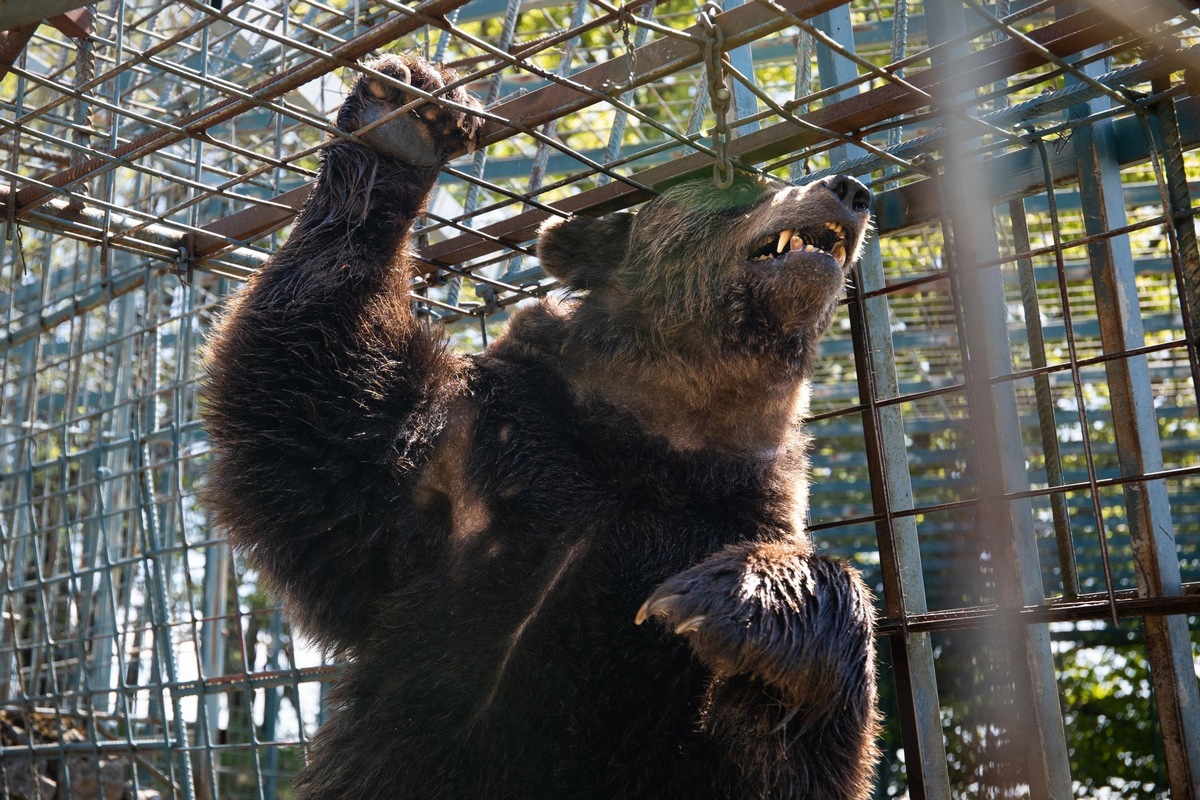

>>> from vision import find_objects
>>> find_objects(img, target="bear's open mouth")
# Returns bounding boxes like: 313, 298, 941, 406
746, 222, 849, 269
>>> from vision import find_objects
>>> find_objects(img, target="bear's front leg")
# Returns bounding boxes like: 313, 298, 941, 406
637, 540, 880, 799
202, 54, 481, 654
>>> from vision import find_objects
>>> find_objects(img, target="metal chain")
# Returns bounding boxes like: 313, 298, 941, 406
698, 1, 734, 189
616, 1, 638, 92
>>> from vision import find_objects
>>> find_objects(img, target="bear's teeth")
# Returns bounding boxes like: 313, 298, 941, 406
825, 221, 845, 238
789, 234, 804, 251
776, 229, 794, 255
830, 241, 848, 265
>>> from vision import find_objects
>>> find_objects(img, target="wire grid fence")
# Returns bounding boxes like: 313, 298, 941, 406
0, 0, 1198, 797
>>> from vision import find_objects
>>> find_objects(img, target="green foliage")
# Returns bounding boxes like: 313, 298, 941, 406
1056, 630, 1172, 798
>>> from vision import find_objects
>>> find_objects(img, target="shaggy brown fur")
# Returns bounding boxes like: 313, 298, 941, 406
202, 53, 880, 799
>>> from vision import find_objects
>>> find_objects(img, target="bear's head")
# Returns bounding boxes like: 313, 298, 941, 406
537, 173, 871, 375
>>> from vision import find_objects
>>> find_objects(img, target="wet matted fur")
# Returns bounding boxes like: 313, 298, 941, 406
202, 53, 881, 800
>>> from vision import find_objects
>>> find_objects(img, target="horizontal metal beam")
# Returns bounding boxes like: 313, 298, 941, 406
876, 94, 1200, 235
0, 0, 89, 31
875, 584, 1200, 636
15, 0, 1199, 278
10, 0, 475, 215
417, 0, 1190, 269
472, 0, 846, 147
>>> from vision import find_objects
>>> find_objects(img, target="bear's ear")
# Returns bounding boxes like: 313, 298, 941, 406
536, 212, 633, 289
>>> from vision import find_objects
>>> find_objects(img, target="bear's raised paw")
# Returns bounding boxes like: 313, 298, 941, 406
636, 542, 875, 710
337, 54, 482, 167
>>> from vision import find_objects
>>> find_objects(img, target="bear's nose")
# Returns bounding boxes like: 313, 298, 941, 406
820, 174, 871, 213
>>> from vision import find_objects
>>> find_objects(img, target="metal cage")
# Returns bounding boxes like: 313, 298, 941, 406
1, 0, 1198, 797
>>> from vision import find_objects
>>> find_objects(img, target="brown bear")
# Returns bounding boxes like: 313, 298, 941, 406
202, 54, 880, 799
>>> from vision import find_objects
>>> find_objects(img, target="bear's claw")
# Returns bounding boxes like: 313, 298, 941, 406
634, 593, 680, 626
673, 615, 708, 635
636, 593, 708, 635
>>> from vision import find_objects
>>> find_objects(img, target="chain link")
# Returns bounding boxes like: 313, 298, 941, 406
699, 1, 734, 189
616, 1, 639, 92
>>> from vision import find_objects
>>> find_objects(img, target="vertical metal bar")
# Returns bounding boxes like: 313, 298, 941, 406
1007, 198, 1078, 598
926, 1, 1073, 795
1071, 76, 1200, 800
0, 62, 33, 704
261, 610, 285, 800
445, 0, 521, 310
787, 24, 812, 182
812, 4, 859, 167
599, 20, 652, 184
850, 241, 952, 800
721, 0, 760, 135
1147, 83, 1200, 402
134, 281, 196, 799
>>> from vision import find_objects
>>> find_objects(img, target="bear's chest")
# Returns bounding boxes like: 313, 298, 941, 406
457, 371, 800, 556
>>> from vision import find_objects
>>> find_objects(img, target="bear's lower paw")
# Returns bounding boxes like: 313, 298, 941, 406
337, 54, 482, 167
635, 543, 874, 709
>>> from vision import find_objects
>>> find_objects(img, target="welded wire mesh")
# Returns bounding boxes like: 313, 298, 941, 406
1, 0, 1198, 797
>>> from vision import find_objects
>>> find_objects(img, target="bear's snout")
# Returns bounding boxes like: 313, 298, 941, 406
818, 174, 872, 214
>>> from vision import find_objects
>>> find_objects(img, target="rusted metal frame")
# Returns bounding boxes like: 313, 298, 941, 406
805, 326, 1194, 433
180, 0, 1171, 272
0, 0, 258, 139
187, 106, 654, 265
386, 2, 730, 160
752, 0, 1030, 160
10, 0, 477, 216
886, 0, 1062, 75
73, 31, 351, 141
849, 250, 952, 800
422, 86, 1190, 284
0, 0, 92, 31
584, 0, 690, 46
2, 62, 320, 216
200, 0, 366, 50
961, 0, 1150, 114
802, 463, 1200, 539
873, 89, 1200, 237
411, 283, 543, 324
376, 0, 810, 161
0, 20, 35, 79
423, 207, 540, 260
440, 0, 677, 81
385, 0, 843, 143
425, 131, 711, 242
418, 0, 1180, 269
416, 258, 547, 300
1007, 197, 1080, 599
184, 29, 687, 262
21, 3, 569, 257
776, 0, 1059, 116
1027, 135, 1119, 620
0, 169, 270, 268
872, 587, 1200, 636
1070, 60, 1200, 798
718, 44, 928, 176
799, 42, 1197, 188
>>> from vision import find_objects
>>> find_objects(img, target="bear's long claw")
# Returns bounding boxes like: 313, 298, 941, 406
673, 615, 707, 635
635, 594, 681, 625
